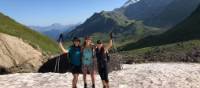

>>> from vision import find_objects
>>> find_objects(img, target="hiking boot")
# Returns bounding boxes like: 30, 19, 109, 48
92, 84, 95, 88
84, 83, 87, 88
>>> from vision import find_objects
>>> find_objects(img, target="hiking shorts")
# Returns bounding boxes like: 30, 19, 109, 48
71, 64, 82, 74
82, 64, 95, 74
98, 63, 109, 82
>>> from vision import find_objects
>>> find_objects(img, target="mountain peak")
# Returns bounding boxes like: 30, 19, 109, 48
122, 0, 140, 7
50, 23, 64, 27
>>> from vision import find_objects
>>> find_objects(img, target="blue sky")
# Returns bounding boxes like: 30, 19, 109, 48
0, 0, 126, 26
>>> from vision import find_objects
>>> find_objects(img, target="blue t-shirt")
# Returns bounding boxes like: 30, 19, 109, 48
68, 46, 81, 66
82, 47, 93, 65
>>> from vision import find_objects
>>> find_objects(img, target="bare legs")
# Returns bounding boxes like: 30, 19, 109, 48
91, 70, 96, 86
72, 74, 79, 88
102, 80, 109, 88
83, 66, 96, 88
83, 67, 87, 88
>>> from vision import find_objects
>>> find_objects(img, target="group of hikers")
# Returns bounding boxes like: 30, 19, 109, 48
58, 33, 113, 88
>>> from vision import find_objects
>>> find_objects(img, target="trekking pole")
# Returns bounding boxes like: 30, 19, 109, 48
54, 54, 61, 73
109, 32, 120, 70
110, 29, 117, 53
111, 32, 123, 70
112, 37, 117, 53
54, 56, 58, 72
54, 33, 64, 73
57, 55, 60, 72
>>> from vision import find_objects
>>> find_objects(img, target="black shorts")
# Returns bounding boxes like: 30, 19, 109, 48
98, 63, 109, 82
71, 64, 82, 74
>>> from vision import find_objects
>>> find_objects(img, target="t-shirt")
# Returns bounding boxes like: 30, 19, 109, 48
82, 47, 93, 65
67, 46, 81, 66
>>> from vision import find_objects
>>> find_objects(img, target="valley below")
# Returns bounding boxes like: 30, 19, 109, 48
1, 63, 200, 88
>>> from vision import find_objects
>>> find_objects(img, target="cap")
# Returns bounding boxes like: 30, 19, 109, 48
97, 40, 102, 44
72, 37, 80, 42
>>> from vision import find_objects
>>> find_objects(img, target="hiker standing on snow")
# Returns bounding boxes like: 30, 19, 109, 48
82, 36, 96, 88
59, 36, 82, 88
95, 33, 113, 88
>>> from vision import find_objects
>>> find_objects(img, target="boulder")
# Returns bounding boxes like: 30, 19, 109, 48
0, 33, 43, 74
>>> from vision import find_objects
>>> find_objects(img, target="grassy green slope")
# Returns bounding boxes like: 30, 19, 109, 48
117, 5, 200, 63
120, 5, 200, 51
66, 11, 163, 49
0, 12, 60, 54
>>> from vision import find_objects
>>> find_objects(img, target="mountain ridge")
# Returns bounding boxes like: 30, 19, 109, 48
66, 0, 200, 41
30, 23, 78, 40
120, 4, 200, 51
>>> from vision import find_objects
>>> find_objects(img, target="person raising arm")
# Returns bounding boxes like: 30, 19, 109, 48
95, 33, 113, 88
105, 33, 113, 53
59, 35, 82, 88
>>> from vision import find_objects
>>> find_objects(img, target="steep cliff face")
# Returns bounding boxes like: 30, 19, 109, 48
0, 33, 43, 73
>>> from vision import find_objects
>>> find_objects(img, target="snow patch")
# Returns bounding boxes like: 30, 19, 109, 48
0, 63, 200, 88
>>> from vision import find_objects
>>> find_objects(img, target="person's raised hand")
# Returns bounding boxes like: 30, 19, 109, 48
58, 33, 63, 42
109, 32, 113, 39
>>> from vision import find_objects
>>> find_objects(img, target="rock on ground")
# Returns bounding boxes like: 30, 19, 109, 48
0, 63, 200, 88
0, 33, 43, 73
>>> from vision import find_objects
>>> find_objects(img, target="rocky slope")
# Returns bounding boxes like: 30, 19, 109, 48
0, 63, 200, 88
0, 33, 43, 73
